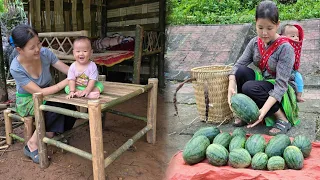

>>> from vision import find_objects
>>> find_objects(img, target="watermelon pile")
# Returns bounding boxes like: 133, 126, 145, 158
182, 127, 312, 171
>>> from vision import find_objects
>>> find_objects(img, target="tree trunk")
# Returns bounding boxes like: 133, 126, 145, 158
0, 27, 8, 102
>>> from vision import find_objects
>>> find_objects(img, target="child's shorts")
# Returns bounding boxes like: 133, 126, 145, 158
64, 81, 104, 94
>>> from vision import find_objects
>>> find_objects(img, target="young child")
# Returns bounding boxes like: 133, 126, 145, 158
65, 36, 104, 99
281, 23, 305, 102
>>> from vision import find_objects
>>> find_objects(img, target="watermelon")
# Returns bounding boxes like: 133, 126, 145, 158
183, 135, 210, 165
232, 128, 246, 138
251, 152, 268, 170
229, 135, 246, 151
230, 93, 259, 124
265, 134, 291, 157
193, 126, 220, 143
292, 135, 312, 158
283, 146, 304, 170
267, 156, 285, 171
245, 134, 266, 156
213, 132, 232, 149
206, 143, 229, 166
228, 148, 251, 168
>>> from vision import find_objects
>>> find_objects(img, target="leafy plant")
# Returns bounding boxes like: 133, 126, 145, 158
168, 0, 320, 25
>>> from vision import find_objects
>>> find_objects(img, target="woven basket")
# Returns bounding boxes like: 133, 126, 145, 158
190, 65, 233, 124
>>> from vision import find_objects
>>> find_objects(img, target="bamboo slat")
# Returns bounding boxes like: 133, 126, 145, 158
71, 0, 78, 31
45, 0, 51, 32
82, 0, 91, 37
35, 0, 41, 31
54, 0, 64, 32
38, 30, 88, 37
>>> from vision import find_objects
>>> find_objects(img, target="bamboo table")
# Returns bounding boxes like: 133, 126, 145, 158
33, 79, 158, 180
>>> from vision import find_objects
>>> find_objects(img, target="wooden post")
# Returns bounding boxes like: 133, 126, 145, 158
158, 0, 166, 88
133, 25, 143, 84
54, 0, 64, 32
33, 93, 49, 168
71, 0, 78, 31
147, 78, 158, 144
88, 100, 105, 180
83, 0, 91, 37
4, 109, 12, 145
23, 116, 34, 144
149, 55, 156, 78
101, 0, 107, 37
35, 0, 41, 31
45, 0, 51, 32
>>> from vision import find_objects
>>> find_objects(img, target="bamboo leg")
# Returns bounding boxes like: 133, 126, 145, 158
88, 100, 105, 180
23, 116, 34, 145
147, 78, 158, 144
4, 109, 12, 145
33, 93, 49, 168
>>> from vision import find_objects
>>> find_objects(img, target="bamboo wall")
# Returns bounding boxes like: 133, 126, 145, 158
22, 0, 165, 38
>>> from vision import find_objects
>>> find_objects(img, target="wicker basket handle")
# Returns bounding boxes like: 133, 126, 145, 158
173, 78, 196, 117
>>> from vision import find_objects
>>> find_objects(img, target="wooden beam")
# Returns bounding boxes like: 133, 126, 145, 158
88, 100, 105, 180
107, 12, 159, 23
107, 23, 159, 34
106, 0, 159, 10
33, 93, 49, 168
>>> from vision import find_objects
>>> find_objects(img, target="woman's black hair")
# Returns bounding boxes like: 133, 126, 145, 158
10, 24, 38, 49
255, 0, 279, 24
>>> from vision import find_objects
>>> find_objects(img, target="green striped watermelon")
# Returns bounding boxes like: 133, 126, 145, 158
183, 135, 210, 165
283, 146, 304, 170
228, 148, 251, 168
206, 143, 229, 166
267, 156, 285, 171
251, 152, 268, 170
213, 132, 232, 149
245, 134, 266, 156
265, 134, 291, 157
229, 135, 246, 151
193, 126, 221, 143
232, 128, 246, 138
292, 135, 312, 158
230, 93, 259, 124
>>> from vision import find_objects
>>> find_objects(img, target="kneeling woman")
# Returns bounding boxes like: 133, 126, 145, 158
227, 0, 299, 135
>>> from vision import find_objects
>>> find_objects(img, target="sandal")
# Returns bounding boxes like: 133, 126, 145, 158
23, 145, 39, 164
269, 119, 292, 136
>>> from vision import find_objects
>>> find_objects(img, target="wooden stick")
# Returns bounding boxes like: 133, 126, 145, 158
9, 134, 25, 142
88, 100, 105, 180
0, 145, 9, 150
147, 78, 158, 144
52, 120, 89, 141
4, 109, 12, 145
0, 136, 6, 139
33, 93, 49, 168
8, 113, 25, 122
40, 105, 89, 119
104, 125, 152, 167
105, 109, 147, 122
0, 140, 6, 146
43, 137, 92, 160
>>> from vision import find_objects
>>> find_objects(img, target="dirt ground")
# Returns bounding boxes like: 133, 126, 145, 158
0, 86, 174, 180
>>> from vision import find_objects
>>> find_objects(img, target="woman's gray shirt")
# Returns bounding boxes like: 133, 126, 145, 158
10, 47, 59, 94
230, 36, 295, 102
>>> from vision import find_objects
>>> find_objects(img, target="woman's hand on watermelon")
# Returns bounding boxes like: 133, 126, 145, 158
228, 76, 237, 107
247, 109, 267, 128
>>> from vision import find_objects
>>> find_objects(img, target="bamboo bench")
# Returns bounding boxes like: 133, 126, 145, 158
5, 79, 158, 180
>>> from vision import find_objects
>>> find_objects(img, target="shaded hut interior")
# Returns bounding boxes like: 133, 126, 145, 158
22, 0, 166, 87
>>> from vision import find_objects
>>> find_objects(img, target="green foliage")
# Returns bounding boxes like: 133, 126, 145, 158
0, 0, 27, 37
0, 0, 4, 13
168, 0, 320, 25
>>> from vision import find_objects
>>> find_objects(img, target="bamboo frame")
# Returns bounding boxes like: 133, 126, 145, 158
31, 79, 158, 180
4, 110, 12, 145
105, 109, 147, 122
